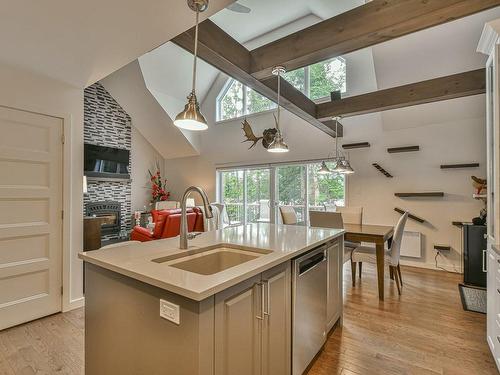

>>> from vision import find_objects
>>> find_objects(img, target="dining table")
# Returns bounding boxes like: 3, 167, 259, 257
343, 223, 395, 301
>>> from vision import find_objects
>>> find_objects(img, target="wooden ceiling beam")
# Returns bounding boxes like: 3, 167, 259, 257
172, 20, 340, 137
249, 0, 500, 80
316, 69, 486, 119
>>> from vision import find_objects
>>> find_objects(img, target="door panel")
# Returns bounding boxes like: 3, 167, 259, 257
0, 106, 63, 330
214, 274, 262, 375
262, 262, 291, 375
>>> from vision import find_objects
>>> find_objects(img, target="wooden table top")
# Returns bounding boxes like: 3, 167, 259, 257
344, 223, 394, 241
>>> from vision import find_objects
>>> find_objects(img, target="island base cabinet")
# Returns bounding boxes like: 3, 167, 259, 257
214, 262, 291, 375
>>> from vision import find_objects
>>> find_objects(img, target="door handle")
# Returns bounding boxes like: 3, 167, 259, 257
263, 280, 270, 317
255, 282, 264, 321
483, 250, 487, 273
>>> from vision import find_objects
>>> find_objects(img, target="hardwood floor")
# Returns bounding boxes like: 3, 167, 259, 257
309, 264, 497, 375
0, 265, 495, 374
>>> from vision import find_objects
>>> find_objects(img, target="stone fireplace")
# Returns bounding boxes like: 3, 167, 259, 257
84, 82, 132, 242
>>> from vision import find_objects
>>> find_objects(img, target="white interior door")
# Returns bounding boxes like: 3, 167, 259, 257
0, 106, 63, 330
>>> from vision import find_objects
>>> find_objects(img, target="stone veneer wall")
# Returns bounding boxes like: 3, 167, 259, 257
84, 82, 132, 240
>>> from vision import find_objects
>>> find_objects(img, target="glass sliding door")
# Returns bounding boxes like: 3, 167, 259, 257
246, 168, 271, 223
308, 162, 345, 213
220, 170, 244, 225
276, 165, 307, 224
218, 161, 346, 227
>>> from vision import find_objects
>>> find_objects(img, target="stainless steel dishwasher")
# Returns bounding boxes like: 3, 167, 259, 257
292, 245, 328, 375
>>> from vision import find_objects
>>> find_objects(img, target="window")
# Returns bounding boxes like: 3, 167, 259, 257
217, 80, 276, 121
216, 57, 346, 121
218, 161, 345, 225
284, 57, 347, 101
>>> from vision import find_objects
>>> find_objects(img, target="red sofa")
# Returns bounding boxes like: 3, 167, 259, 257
130, 208, 204, 242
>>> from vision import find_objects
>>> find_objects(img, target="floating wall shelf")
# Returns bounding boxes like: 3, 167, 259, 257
440, 163, 480, 169
372, 163, 393, 178
434, 245, 451, 252
394, 207, 425, 223
395, 192, 444, 198
387, 145, 420, 153
342, 142, 370, 150
473, 194, 487, 199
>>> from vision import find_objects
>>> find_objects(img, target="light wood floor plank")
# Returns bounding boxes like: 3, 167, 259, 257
0, 264, 495, 374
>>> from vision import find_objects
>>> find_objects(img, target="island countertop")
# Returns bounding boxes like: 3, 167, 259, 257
79, 223, 344, 301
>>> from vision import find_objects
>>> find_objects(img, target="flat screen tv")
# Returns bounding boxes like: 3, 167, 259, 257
84, 144, 130, 180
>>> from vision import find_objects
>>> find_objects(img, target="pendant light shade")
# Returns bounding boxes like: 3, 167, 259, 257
174, 0, 209, 131
339, 158, 354, 174
267, 131, 289, 153
268, 66, 289, 153
318, 161, 332, 174
174, 92, 208, 130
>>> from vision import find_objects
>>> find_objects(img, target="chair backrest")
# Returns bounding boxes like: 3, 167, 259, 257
155, 201, 179, 210
279, 206, 298, 225
336, 206, 363, 225
389, 212, 409, 265
309, 211, 343, 229
211, 203, 230, 229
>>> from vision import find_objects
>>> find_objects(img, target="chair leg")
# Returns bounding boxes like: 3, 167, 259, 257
389, 266, 394, 280
351, 260, 356, 287
358, 262, 362, 279
393, 266, 401, 295
397, 264, 403, 287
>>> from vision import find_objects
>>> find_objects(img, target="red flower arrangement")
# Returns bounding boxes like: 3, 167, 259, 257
148, 166, 170, 203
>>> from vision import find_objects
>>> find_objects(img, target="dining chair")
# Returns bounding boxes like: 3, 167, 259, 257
309, 211, 352, 264
336, 206, 363, 250
279, 206, 298, 225
350, 212, 408, 294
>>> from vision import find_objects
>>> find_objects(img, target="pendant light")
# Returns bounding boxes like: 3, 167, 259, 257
331, 117, 346, 173
174, 0, 209, 131
268, 66, 289, 153
318, 160, 332, 174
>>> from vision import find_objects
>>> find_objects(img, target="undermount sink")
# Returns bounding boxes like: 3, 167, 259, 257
152, 244, 272, 275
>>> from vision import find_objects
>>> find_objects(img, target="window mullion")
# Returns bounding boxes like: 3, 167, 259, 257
304, 67, 310, 98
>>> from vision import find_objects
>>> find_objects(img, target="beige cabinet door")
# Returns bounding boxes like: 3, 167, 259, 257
326, 239, 341, 331
0, 106, 63, 330
214, 274, 262, 375
262, 262, 291, 375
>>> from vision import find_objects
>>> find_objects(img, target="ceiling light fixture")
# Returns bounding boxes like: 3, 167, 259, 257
268, 66, 289, 153
318, 160, 332, 175
174, 0, 209, 131
330, 117, 354, 174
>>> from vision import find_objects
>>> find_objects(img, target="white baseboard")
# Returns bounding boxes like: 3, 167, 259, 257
400, 259, 461, 274
63, 296, 85, 312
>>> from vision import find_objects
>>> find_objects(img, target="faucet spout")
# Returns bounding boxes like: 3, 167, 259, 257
180, 186, 213, 249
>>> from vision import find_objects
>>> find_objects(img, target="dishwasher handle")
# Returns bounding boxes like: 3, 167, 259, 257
298, 251, 326, 276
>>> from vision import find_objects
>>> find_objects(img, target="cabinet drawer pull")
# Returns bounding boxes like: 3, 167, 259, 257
497, 289, 500, 295
263, 280, 270, 317
497, 336, 500, 344
483, 250, 487, 273
255, 283, 264, 321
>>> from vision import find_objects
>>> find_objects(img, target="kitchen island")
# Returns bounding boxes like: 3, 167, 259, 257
79, 223, 344, 375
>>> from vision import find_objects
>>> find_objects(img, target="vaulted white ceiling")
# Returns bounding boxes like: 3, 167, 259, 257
0, 0, 232, 88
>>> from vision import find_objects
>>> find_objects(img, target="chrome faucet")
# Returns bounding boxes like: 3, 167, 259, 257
179, 186, 213, 249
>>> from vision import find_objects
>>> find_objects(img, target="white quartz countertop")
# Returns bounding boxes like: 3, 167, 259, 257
79, 223, 344, 301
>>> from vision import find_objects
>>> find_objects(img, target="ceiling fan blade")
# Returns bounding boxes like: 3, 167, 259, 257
226, 3, 251, 13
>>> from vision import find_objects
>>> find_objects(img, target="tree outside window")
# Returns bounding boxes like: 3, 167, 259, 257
216, 57, 346, 121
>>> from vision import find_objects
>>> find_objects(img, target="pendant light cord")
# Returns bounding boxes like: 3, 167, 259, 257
276, 69, 281, 132
335, 117, 339, 158
191, 9, 200, 94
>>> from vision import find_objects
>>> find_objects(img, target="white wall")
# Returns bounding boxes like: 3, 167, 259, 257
131, 127, 165, 212
164, 45, 486, 273
0, 62, 84, 310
